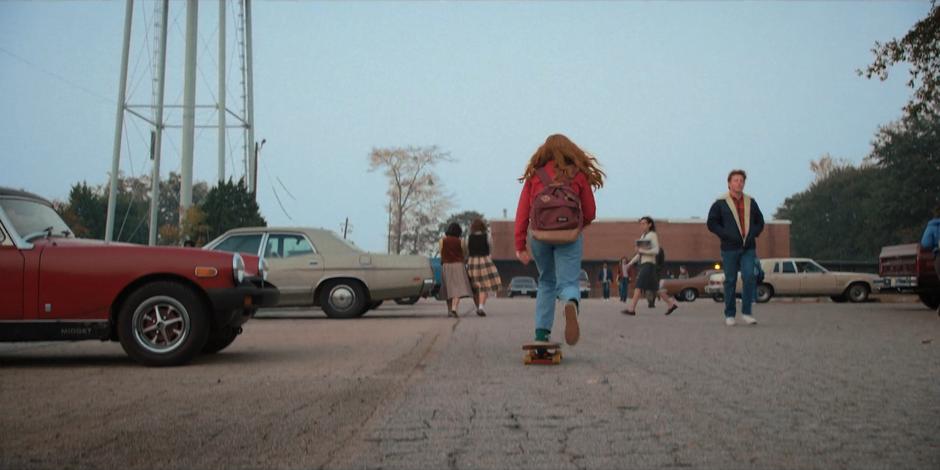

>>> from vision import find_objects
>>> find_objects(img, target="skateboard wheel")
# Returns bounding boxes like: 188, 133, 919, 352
523, 353, 532, 365
552, 353, 561, 364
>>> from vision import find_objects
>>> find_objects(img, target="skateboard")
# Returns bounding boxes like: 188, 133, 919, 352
522, 342, 562, 365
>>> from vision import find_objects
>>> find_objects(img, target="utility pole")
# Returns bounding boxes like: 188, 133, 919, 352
252, 138, 265, 194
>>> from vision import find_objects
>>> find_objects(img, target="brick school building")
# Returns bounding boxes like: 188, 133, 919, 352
487, 218, 790, 297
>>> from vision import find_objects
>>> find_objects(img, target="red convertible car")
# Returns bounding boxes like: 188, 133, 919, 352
0, 187, 279, 366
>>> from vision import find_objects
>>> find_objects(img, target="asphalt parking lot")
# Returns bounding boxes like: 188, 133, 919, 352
1, 297, 937, 470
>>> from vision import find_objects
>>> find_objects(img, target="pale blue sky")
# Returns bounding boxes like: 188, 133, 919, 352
0, 1, 928, 252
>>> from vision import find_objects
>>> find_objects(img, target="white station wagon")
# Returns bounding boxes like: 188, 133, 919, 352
206, 227, 434, 318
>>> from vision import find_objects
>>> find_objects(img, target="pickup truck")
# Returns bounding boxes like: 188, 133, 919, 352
878, 243, 940, 310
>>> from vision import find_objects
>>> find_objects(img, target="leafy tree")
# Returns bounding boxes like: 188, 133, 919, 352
59, 181, 105, 238
867, 115, 940, 242
859, 2, 940, 119
199, 178, 266, 242
777, 115, 940, 260
56, 175, 258, 246
776, 164, 882, 261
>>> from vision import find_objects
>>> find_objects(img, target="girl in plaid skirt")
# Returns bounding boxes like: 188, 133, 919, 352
466, 218, 502, 316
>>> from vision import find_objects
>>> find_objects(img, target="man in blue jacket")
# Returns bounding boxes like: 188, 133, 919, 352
707, 169, 765, 326
920, 206, 940, 316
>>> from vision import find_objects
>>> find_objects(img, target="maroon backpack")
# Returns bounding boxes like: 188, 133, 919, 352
529, 167, 583, 244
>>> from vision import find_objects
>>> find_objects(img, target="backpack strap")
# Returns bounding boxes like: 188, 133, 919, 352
535, 167, 570, 187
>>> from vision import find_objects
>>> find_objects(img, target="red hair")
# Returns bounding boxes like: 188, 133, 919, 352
519, 134, 605, 189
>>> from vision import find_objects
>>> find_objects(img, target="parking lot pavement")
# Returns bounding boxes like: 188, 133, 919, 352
330, 298, 940, 470
1, 298, 938, 470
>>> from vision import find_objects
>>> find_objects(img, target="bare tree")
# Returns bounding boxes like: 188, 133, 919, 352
369, 146, 454, 254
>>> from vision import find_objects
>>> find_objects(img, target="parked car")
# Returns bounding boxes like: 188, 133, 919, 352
878, 243, 940, 310
660, 269, 720, 302
0, 187, 278, 366
705, 271, 726, 301
579, 269, 590, 298
508, 276, 537, 298
759, 258, 878, 303
205, 227, 434, 318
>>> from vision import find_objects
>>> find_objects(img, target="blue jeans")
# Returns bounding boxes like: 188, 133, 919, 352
721, 248, 756, 318
602, 282, 610, 299
529, 234, 583, 333
619, 278, 629, 301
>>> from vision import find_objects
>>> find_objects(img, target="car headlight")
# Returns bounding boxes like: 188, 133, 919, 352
232, 253, 246, 283
259, 257, 269, 282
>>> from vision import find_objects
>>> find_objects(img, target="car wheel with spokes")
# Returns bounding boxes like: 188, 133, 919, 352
680, 288, 697, 302
118, 281, 209, 366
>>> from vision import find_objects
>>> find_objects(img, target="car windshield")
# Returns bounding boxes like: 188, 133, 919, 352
0, 198, 72, 240
512, 277, 536, 287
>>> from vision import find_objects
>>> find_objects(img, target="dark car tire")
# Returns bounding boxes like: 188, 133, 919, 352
320, 280, 368, 319
846, 283, 870, 303
680, 288, 697, 302
830, 295, 848, 303
755, 284, 773, 303
369, 300, 384, 310
117, 281, 209, 367
509, 293, 516, 298
918, 292, 940, 310
203, 326, 240, 354
712, 293, 724, 302
394, 297, 420, 305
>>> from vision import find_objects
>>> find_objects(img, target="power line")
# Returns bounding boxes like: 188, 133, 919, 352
0, 46, 113, 105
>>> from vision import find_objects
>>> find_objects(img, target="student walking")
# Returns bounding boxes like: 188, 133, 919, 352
920, 205, 940, 316
617, 256, 631, 302
514, 134, 605, 346
621, 216, 678, 316
466, 218, 502, 316
707, 169, 765, 326
598, 262, 613, 301
439, 222, 473, 317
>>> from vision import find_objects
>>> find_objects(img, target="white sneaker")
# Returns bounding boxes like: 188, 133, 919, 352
725, 317, 735, 327
742, 314, 758, 325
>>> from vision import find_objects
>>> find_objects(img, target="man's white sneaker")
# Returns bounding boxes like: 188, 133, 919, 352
724, 317, 735, 326
742, 314, 758, 325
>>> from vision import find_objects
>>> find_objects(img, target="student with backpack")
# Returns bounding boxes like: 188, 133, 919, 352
514, 134, 605, 346
621, 216, 678, 316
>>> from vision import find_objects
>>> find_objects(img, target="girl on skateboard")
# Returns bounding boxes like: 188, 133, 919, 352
514, 134, 605, 345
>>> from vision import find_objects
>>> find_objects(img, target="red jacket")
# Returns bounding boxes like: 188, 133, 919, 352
514, 160, 596, 252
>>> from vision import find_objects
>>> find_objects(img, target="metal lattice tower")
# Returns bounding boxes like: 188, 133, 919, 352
105, 0, 257, 245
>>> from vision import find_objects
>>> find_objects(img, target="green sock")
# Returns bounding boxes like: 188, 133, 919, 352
535, 328, 551, 342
